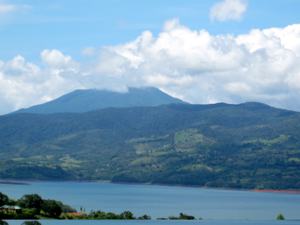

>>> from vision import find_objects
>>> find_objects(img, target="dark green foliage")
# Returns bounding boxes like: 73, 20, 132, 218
1, 102, 300, 189
21, 221, 42, 225
0, 212, 14, 219
42, 200, 62, 218
0, 193, 8, 206
119, 211, 135, 219
169, 213, 195, 220
0, 220, 8, 225
17, 194, 43, 215
1, 166, 74, 180
0, 211, 37, 219
137, 214, 151, 220
54, 201, 76, 213
88, 210, 148, 220
0, 192, 74, 220
277, 214, 285, 220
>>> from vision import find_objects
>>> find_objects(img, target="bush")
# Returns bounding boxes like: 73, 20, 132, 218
277, 214, 285, 220
21, 221, 42, 225
0, 212, 14, 219
13, 212, 37, 219
0, 220, 9, 225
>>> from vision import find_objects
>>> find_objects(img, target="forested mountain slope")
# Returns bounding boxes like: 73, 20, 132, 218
1, 102, 300, 190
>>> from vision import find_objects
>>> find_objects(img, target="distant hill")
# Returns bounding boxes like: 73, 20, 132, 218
1, 102, 300, 190
13, 87, 187, 114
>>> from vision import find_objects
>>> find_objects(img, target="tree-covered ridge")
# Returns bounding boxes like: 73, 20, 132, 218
1, 102, 300, 189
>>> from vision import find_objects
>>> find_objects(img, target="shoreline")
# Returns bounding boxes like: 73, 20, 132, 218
1, 179, 300, 194
0, 180, 30, 185
112, 182, 300, 194
201, 186, 300, 194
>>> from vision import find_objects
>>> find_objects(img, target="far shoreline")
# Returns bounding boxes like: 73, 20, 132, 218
111, 182, 300, 194
1, 179, 300, 194
0, 180, 30, 185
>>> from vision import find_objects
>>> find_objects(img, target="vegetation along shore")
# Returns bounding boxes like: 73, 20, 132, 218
0, 192, 205, 220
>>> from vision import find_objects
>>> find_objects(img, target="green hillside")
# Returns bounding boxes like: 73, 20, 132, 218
1, 102, 300, 190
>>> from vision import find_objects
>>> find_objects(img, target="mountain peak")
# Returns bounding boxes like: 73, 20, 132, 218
13, 87, 187, 114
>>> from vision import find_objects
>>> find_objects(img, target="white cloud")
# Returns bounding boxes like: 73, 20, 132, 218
210, 0, 247, 21
41, 49, 74, 68
0, 53, 83, 114
0, 1, 31, 15
81, 47, 97, 56
0, 4, 15, 13
2, 18, 300, 114
0, 1, 32, 27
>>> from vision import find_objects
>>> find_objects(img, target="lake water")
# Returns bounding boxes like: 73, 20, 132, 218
1, 181, 300, 225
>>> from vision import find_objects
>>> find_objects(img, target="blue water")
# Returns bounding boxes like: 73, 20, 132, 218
1, 181, 300, 224
3, 220, 300, 225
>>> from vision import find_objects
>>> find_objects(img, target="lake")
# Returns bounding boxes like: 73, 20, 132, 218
0, 181, 300, 224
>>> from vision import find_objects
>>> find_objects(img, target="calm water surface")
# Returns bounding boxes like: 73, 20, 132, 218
1, 181, 299, 223
3, 220, 300, 225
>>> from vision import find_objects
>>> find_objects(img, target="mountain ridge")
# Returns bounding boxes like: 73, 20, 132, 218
13, 87, 187, 114
1, 102, 300, 190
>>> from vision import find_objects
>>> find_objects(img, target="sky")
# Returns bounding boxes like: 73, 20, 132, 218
1, 0, 300, 114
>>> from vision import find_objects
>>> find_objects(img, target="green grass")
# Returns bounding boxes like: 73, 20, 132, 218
58, 155, 83, 168
59, 156, 82, 164
133, 143, 155, 153
129, 157, 156, 166
11, 157, 25, 161
130, 135, 172, 154
256, 168, 281, 175
46, 155, 55, 160
288, 158, 300, 162
127, 135, 169, 144
174, 129, 214, 147
245, 134, 290, 145
30, 156, 43, 159
43, 144, 64, 150
57, 133, 79, 141
60, 163, 81, 168
150, 152, 169, 156
178, 164, 212, 171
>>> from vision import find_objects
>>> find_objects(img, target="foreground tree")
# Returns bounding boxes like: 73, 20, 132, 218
42, 200, 62, 218
0, 220, 9, 225
17, 194, 43, 214
0, 193, 9, 206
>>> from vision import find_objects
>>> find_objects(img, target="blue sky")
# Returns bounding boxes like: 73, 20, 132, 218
1, 0, 300, 114
2, 0, 300, 62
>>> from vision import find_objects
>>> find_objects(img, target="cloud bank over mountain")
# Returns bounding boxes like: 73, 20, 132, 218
1, 18, 300, 114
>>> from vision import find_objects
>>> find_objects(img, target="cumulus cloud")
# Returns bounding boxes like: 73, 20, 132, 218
210, 0, 247, 21
0, 53, 84, 114
2, 18, 300, 114
41, 49, 79, 69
